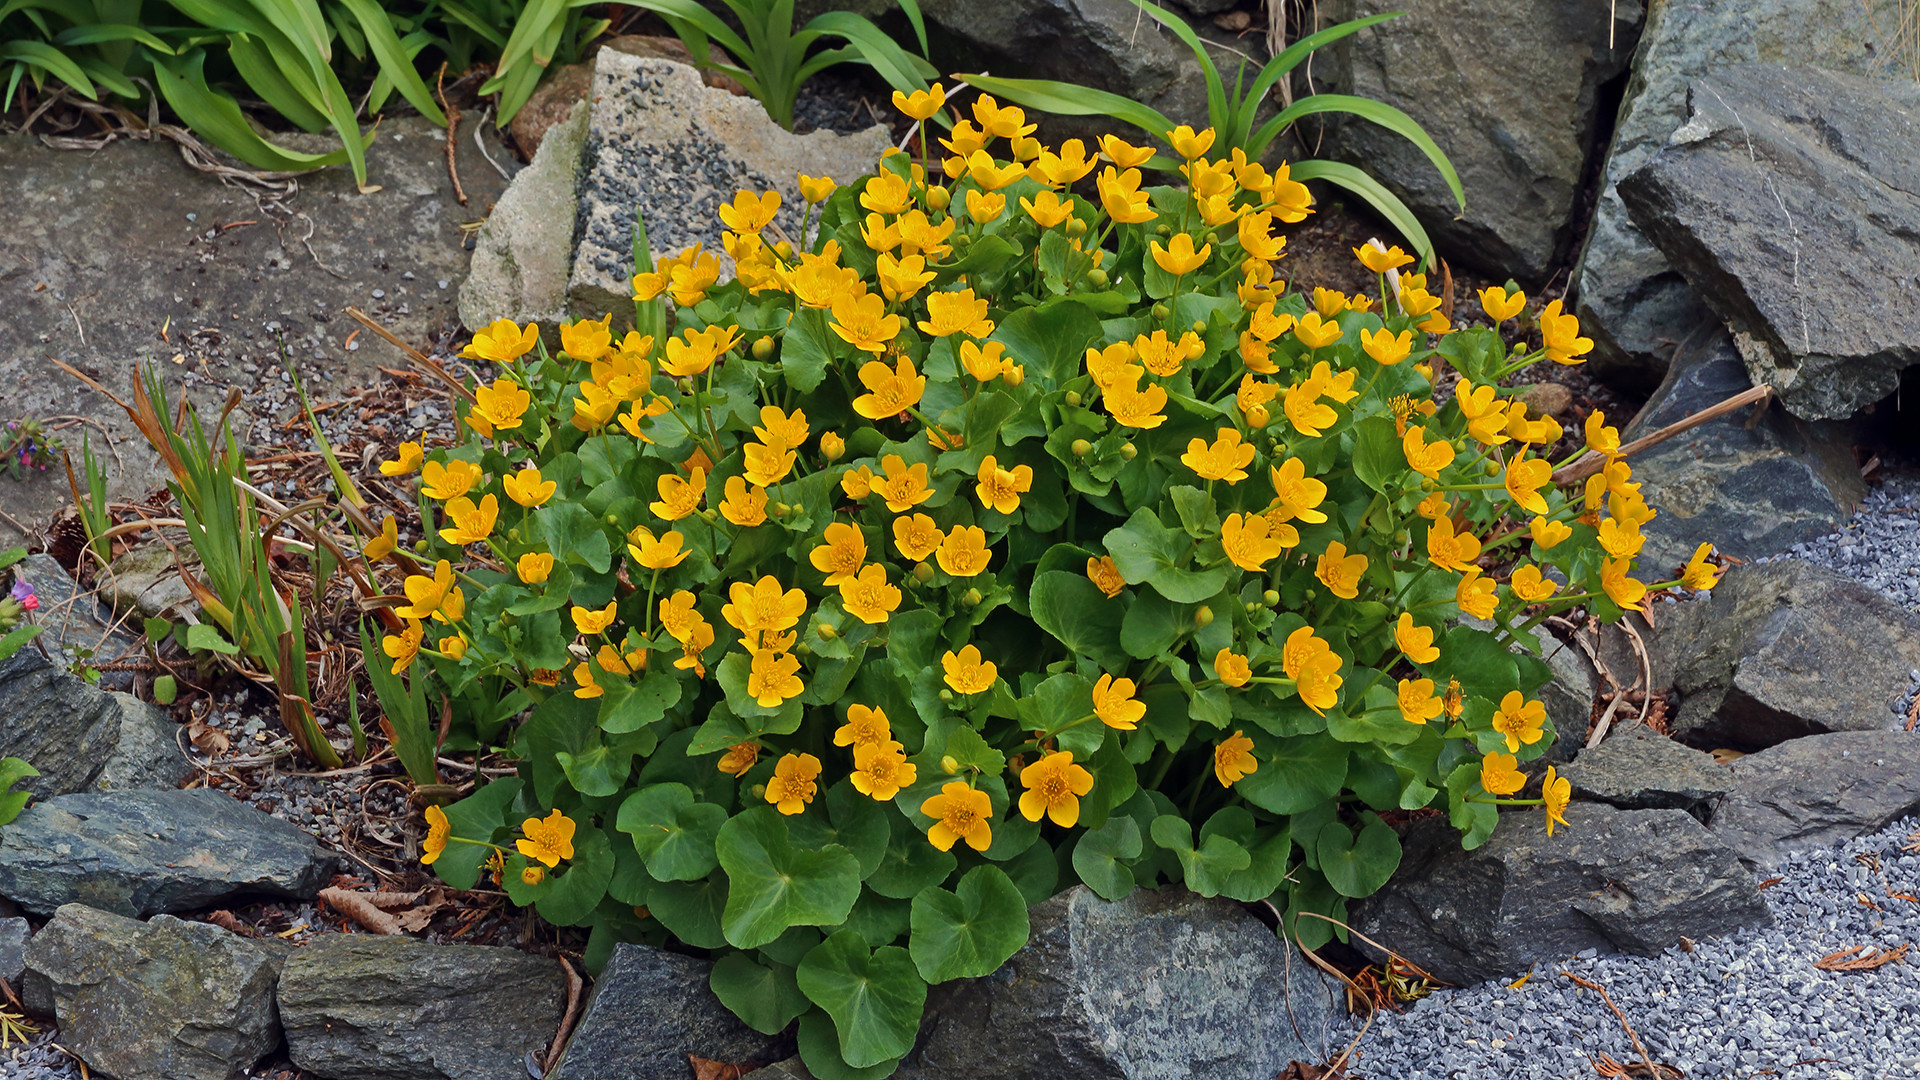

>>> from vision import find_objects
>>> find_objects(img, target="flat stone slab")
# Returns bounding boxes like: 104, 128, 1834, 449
1563, 725, 1736, 820
552, 942, 793, 1080
0, 788, 336, 916
0, 648, 192, 798
280, 935, 565, 1080
1711, 730, 1920, 871
24, 903, 280, 1080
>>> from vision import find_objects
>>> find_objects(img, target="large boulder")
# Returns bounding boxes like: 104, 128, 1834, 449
1560, 725, 1735, 821
1657, 560, 1920, 749
1710, 731, 1920, 871
279, 935, 566, 1080
0, 788, 337, 917
551, 943, 794, 1079
23, 904, 281, 1080
1352, 804, 1769, 986
896, 886, 1337, 1080
0, 648, 193, 798
1616, 64, 1920, 422
457, 100, 591, 334
1572, 0, 1908, 392
1313, 0, 1642, 282
1617, 330, 1863, 574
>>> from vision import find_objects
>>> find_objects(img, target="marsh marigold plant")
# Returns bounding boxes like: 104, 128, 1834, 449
383, 97, 1714, 1079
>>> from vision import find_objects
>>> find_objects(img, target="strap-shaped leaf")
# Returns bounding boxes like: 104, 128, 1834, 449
1250, 95, 1464, 213
1120, 0, 1226, 132
959, 73, 1173, 142
0, 40, 96, 98
1286, 159, 1437, 270
334, 0, 447, 125
151, 50, 352, 174
1231, 11, 1401, 147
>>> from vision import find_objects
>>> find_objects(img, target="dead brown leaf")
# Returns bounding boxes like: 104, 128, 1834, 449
318, 887, 404, 935
202, 910, 254, 937
1756, 876, 1784, 890
1813, 943, 1909, 972
689, 1055, 748, 1080
187, 712, 229, 755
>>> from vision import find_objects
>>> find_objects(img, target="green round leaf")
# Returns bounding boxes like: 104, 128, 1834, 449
1000, 835, 1059, 906
709, 952, 811, 1036
797, 1009, 898, 1080
1072, 814, 1142, 901
789, 782, 892, 879
796, 931, 928, 1068
1316, 814, 1402, 898
617, 783, 727, 882
908, 864, 1030, 983
649, 874, 730, 949
534, 825, 615, 926
867, 811, 957, 899
1235, 735, 1348, 815
716, 807, 863, 949
1148, 814, 1251, 898
844, 890, 913, 948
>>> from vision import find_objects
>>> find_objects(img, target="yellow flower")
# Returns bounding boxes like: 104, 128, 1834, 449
891, 82, 946, 120
1281, 626, 1343, 715
1491, 691, 1546, 753
876, 252, 936, 302
1354, 241, 1414, 273
557, 314, 612, 362
421, 458, 483, 501
1292, 311, 1343, 350
420, 804, 451, 865
380, 441, 424, 477
872, 455, 933, 512
571, 600, 618, 637
1585, 409, 1621, 457
1150, 233, 1211, 275
892, 514, 944, 561
471, 378, 532, 433
941, 644, 997, 695
1091, 672, 1146, 730
440, 631, 469, 663
1426, 516, 1483, 573
921, 781, 993, 852
1087, 555, 1126, 598
1441, 676, 1465, 720
719, 476, 769, 527
1530, 516, 1572, 550
516, 809, 577, 867
750, 405, 809, 453
975, 455, 1033, 515
1510, 565, 1559, 602
1360, 327, 1412, 366
363, 515, 399, 563
834, 704, 894, 749
1237, 210, 1285, 261
521, 865, 546, 886
1681, 543, 1722, 591
1478, 285, 1526, 322
1416, 492, 1451, 520
462, 318, 539, 364
918, 289, 994, 339
936, 524, 991, 577
960, 339, 1010, 382
1020, 189, 1076, 227
595, 643, 644, 676
1220, 511, 1284, 573
1270, 457, 1330, 524
570, 380, 621, 432
1395, 612, 1441, 664
1019, 750, 1095, 827
1181, 427, 1255, 483
1597, 517, 1645, 560
1099, 133, 1155, 169
1165, 124, 1216, 159
741, 442, 797, 489
1480, 752, 1525, 795
642, 467, 702, 523
895, 209, 956, 257
438, 493, 498, 546
398, 559, 460, 621
795, 173, 837, 203
1542, 766, 1571, 835
626, 526, 690, 569
964, 187, 1006, 224
1315, 541, 1368, 600
861, 172, 912, 215
1213, 730, 1257, 788
1601, 557, 1646, 611
820, 431, 846, 461
722, 575, 808, 634
1457, 568, 1499, 619
965, 150, 1026, 191
573, 660, 604, 699
1401, 425, 1456, 480
851, 741, 917, 801
502, 467, 555, 509
1214, 648, 1252, 688
382, 618, 424, 675
810, 521, 868, 586
1283, 379, 1337, 438
852, 355, 926, 418
660, 324, 740, 378
1104, 380, 1169, 429
718, 741, 760, 777
1398, 678, 1444, 724
1539, 300, 1592, 365
1501, 454, 1552, 516
1097, 165, 1157, 224
718, 189, 782, 234
765, 752, 821, 815
1454, 380, 1510, 446
747, 648, 805, 708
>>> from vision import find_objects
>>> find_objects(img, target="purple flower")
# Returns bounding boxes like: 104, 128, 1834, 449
9, 580, 36, 611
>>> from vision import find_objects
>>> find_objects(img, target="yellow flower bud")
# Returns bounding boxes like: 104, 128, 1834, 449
941, 755, 960, 774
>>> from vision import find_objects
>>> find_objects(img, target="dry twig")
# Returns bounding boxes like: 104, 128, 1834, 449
1563, 971, 1681, 1079
1813, 944, 1909, 972
318, 886, 406, 935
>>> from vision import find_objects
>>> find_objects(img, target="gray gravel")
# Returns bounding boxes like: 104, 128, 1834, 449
1335, 816, 1920, 1080
1770, 468, 1920, 613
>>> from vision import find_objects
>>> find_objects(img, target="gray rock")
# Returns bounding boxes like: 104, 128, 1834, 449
1573, 0, 1908, 390
1710, 730, 1920, 871
11, 553, 141, 689
100, 543, 199, 621
0, 915, 26, 984
1314, 0, 1641, 281
24, 904, 280, 1080
0, 788, 336, 917
1352, 804, 1769, 986
551, 943, 793, 1080
458, 100, 590, 333
1616, 64, 1920, 421
896, 886, 1338, 1080
566, 53, 892, 322
280, 935, 566, 1080
1659, 560, 1920, 749
1561, 725, 1735, 820
1533, 624, 1598, 763
0, 648, 191, 798
1617, 330, 1863, 574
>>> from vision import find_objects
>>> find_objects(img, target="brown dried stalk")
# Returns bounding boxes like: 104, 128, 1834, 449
1554, 384, 1772, 486
319, 886, 406, 935
1813, 944, 1909, 972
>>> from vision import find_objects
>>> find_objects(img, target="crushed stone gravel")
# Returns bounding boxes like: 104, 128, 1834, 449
1769, 467, 1920, 614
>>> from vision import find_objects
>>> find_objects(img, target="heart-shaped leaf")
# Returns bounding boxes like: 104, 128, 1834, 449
908, 864, 1030, 982
616, 783, 726, 882
1317, 814, 1402, 898
533, 824, 614, 926
1235, 734, 1349, 815
716, 808, 862, 949
1072, 814, 1142, 901
788, 781, 891, 879
648, 874, 729, 949
796, 1009, 898, 1080
1150, 814, 1251, 898
866, 811, 957, 899
709, 952, 811, 1036
796, 931, 928, 1068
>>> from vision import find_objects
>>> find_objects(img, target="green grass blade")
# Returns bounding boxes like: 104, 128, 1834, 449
1250, 94, 1463, 211
434, 0, 508, 50
1122, 0, 1224, 134
229, 32, 331, 131
1288, 158, 1436, 269
1240, 11, 1400, 125
614, 0, 756, 75
52, 23, 178, 52
151, 49, 349, 172
896, 0, 928, 54
808, 11, 936, 92
958, 73, 1174, 141
0, 41, 99, 99
336, 0, 447, 124
75, 55, 141, 98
